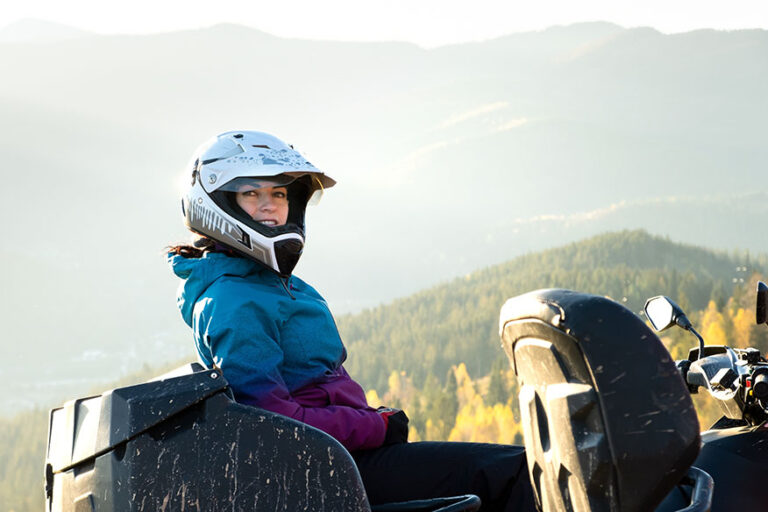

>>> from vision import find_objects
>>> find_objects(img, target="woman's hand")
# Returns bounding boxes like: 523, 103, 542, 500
378, 407, 409, 445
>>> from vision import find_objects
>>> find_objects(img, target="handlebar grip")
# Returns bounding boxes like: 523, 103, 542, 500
753, 372, 768, 399
685, 365, 709, 391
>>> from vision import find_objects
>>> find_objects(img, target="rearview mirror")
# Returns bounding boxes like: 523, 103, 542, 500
644, 296, 690, 332
645, 296, 675, 331
757, 281, 768, 325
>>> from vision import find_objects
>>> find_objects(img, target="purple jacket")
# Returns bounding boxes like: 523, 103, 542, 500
247, 365, 386, 451
170, 251, 386, 451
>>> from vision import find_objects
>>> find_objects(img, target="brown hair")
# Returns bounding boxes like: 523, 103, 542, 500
167, 236, 217, 258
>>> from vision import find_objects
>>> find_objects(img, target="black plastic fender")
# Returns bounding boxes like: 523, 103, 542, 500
499, 289, 701, 512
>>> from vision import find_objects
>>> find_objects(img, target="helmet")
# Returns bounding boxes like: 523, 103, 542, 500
182, 130, 335, 276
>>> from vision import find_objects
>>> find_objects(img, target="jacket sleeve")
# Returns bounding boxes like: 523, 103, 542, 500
194, 290, 387, 452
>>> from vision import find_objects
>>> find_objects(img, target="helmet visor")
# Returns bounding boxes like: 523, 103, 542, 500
217, 175, 297, 193
219, 175, 325, 205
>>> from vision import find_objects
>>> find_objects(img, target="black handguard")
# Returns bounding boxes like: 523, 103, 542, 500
383, 410, 409, 445
676, 359, 697, 394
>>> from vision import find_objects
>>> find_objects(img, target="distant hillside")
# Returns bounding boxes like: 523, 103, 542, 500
340, 230, 762, 392
0, 19, 93, 43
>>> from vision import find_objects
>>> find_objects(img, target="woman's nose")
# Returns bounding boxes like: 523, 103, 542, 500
259, 197, 276, 210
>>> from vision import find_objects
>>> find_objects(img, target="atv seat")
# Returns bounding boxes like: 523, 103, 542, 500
45, 363, 479, 512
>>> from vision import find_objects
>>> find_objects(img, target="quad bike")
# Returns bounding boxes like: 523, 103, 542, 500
499, 284, 768, 511
45, 283, 765, 511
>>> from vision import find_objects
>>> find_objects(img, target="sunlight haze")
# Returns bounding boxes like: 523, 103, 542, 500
2, 0, 768, 433
3, 0, 768, 46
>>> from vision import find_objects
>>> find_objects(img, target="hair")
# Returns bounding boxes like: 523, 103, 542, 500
167, 235, 217, 259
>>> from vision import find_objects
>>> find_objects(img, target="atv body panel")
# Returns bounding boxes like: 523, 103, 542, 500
45, 364, 369, 511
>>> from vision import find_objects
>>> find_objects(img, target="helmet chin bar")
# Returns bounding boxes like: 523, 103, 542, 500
275, 239, 304, 276
222, 232, 304, 277
214, 227, 305, 277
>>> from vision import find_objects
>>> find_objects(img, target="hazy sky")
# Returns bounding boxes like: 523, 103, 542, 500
3, 0, 768, 47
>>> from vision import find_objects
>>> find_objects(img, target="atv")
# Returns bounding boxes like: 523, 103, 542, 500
499, 284, 768, 511
48, 282, 758, 511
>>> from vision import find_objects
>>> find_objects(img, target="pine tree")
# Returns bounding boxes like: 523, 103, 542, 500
486, 357, 509, 405
710, 281, 727, 310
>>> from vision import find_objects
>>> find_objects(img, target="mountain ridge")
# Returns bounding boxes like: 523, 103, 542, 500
339, 230, 761, 393
0, 18, 94, 43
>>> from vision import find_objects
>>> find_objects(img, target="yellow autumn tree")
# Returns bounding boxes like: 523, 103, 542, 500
424, 418, 447, 441
365, 389, 382, 408
730, 307, 753, 349
453, 363, 476, 409
700, 300, 728, 346
659, 334, 685, 361
382, 370, 417, 412
448, 394, 522, 444
448, 364, 522, 444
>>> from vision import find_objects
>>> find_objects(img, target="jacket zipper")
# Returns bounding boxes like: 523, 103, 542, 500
280, 277, 296, 300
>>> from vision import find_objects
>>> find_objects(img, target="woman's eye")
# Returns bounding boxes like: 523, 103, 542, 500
274, 192, 286, 199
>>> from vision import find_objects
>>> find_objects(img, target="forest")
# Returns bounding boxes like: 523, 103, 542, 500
3, 230, 766, 511
339, 230, 763, 393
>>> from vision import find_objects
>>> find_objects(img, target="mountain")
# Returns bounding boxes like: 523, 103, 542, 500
339, 230, 762, 393
0, 19, 93, 43
1, 22, 766, 415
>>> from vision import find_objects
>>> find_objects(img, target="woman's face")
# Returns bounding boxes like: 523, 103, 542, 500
235, 183, 289, 227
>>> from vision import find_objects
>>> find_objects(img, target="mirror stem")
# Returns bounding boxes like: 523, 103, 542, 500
689, 326, 705, 359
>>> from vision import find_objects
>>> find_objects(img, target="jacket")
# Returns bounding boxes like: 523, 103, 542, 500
169, 251, 386, 451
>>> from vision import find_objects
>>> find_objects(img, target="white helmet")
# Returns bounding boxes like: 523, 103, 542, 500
182, 130, 335, 276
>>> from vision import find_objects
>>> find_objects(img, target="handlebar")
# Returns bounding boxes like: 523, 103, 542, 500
676, 467, 714, 512
371, 494, 481, 512
684, 362, 709, 391
752, 372, 768, 400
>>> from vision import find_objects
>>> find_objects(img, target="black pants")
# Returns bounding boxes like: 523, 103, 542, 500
352, 442, 536, 512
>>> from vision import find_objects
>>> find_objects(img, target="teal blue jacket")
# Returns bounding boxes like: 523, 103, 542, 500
169, 252, 386, 450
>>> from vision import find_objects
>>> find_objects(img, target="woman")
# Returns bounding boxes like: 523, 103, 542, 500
169, 130, 534, 511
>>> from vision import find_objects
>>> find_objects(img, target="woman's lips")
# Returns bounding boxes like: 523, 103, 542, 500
258, 219, 277, 226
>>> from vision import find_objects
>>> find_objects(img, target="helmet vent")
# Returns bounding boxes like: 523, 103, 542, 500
252, 144, 270, 149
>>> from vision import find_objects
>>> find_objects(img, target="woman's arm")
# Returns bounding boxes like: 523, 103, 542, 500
236, 375, 387, 451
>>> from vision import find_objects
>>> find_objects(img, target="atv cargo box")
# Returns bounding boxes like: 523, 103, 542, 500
45, 364, 479, 512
